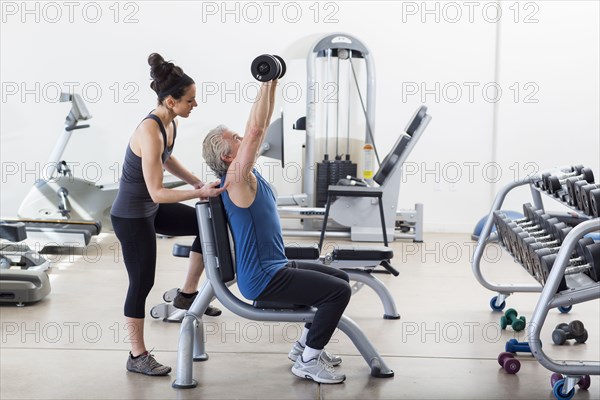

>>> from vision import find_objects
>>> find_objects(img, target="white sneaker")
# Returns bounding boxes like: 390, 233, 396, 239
291, 353, 346, 384
288, 342, 342, 366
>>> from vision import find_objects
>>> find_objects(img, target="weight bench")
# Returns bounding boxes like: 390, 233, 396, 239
0, 221, 51, 305
171, 197, 394, 389
152, 241, 400, 322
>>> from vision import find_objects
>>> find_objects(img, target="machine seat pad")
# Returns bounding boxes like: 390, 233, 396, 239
252, 300, 310, 310
332, 245, 394, 261
284, 246, 320, 260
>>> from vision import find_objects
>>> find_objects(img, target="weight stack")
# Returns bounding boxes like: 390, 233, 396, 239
315, 159, 357, 207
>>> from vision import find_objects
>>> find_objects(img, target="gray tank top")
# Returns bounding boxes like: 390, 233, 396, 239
111, 114, 177, 218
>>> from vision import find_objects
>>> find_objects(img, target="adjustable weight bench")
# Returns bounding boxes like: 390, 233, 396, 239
171, 197, 394, 389
152, 241, 400, 322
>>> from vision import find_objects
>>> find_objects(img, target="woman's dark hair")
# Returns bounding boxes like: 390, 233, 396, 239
148, 53, 195, 103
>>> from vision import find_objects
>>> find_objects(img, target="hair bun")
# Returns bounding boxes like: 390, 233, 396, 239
148, 53, 175, 82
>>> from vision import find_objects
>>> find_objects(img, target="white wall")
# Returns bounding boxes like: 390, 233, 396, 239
1, 1, 598, 233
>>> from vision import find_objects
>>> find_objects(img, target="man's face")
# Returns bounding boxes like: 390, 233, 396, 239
221, 130, 243, 162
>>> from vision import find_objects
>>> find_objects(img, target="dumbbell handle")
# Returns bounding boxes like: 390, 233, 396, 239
548, 170, 594, 194
565, 263, 593, 275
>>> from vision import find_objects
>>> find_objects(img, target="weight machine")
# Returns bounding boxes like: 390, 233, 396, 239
262, 33, 427, 242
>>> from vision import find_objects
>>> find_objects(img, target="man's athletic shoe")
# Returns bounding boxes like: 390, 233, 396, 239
291, 352, 346, 384
288, 342, 342, 366
126, 351, 171, 376
172, 289, 222, 316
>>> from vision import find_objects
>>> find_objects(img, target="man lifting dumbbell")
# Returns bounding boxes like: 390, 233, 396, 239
202, 55, 351, 384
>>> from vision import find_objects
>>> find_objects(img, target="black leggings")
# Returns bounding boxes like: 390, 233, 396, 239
111, 203, 202, 318
255, 261, 351, 350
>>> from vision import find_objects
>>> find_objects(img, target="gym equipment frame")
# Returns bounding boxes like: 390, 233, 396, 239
269, 33, 427, 243
171, 199, 394, 389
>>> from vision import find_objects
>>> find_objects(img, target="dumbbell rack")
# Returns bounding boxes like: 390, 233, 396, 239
472, 175, 599, 399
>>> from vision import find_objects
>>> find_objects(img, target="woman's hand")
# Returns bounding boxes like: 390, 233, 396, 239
197, 179, 227, 200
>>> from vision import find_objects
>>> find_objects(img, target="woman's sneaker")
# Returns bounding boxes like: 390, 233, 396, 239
291, 352, 346, 384
172, 289, 222, 316
126, 351, 171, 376
288, 342, 342, 366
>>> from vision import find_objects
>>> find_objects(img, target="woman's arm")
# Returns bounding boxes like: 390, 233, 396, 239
164, 155, 203, 187
140, 126, 222, 203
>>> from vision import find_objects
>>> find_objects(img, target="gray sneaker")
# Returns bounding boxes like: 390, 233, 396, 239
126, 351, 171, 376
288, 342, 342, 366
172, 289, 222, 316
291, 352, 346, 384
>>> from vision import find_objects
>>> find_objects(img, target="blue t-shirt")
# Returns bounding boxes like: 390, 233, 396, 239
221, 169, 287, 300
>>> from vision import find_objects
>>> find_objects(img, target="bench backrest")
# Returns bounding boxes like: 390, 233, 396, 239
204, 196, 236, 283
373, 105, 428, 186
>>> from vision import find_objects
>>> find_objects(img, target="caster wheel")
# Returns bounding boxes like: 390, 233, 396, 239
551, 373, 564, 387
553, 379, 575, 400
150, 305, 165, 319
163, 288, 179, 302
490, 296, 506, 312
558, 305, 572, 314
578, 375, 591, 390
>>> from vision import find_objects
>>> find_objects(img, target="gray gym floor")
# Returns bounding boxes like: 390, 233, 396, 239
1, 232, 599, 400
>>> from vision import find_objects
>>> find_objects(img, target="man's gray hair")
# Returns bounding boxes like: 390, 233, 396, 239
203, 124, 231, 178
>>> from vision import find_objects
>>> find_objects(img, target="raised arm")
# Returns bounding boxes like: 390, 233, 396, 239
234, 81, 277, 178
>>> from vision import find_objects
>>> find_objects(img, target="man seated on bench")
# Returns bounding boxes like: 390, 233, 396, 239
202, 80, 351, 384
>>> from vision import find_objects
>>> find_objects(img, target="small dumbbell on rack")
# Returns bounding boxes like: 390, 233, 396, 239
494, 210, 556, 262
503, 215, 564, 280
538, 166, 582, 191
508, 213, 561, 263
528, 237, 593, 286
521, 222, 576, 283
552, 320, 588, 345
545, 166, 593, 196
250, 54, 286, 82
578, 183, 600, 215
500, 308, 526, 332
590, 188, 600, 217
569, 178, 597, 209
535, 241, 600, 285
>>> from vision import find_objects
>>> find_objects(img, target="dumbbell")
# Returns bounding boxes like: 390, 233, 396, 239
500, 308, 526, 332
250, 54, 286, 82
497, 352, 521, 374
536, 242, 600, 284
552, 320, 588, 345
501, 211, 554, 245
527, 236, 592, 284
547, 167, 594, 195
522, 223, 574, 273
591, 188, 600, 217
539, 166, 581, 191
508, 218, 561, 269
551, 373, 591, 391
579, 183, 600, 215
505, 338, 533, 354
568, 179, 597, 209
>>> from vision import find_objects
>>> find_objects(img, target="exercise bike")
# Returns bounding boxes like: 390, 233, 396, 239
14, 93, 183, 247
